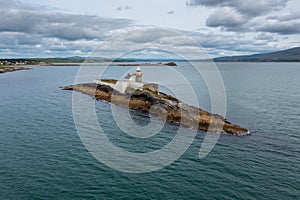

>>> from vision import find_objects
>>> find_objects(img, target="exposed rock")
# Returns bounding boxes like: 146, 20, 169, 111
116, 62, 177, 66
0, 66, 31, 74
64, 82, 249, 136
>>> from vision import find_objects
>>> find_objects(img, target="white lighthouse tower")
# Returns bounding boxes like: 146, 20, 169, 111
135, 66, 143, 82
93, 65, 158, 94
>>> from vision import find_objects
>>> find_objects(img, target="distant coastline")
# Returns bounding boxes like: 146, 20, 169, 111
1, 47, 300, 66
0, 58, 179, 67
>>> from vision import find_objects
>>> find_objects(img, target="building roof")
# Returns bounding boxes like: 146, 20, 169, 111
125, 73, 133, 79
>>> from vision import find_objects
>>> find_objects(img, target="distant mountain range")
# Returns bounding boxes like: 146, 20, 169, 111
212, 47, 300, 62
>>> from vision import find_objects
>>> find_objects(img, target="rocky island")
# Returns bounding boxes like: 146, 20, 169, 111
64, 67, 248, 136
116, 62, 177, 66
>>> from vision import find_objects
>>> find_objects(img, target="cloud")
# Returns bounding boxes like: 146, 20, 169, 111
268, 12, 300, 22
123, 28, 179, 43
254, 32, 277, 41
0, 0, 134, 41
86, 28, 214, 59
0, 0, 297, 58
257, 21, 300, 35
0, 0, 136, 57
117, 5, 132, 11
254, 11, 300, 35
0, 10, 134, 41
0, 25, 285, 58
93, 27, 284, 59
206, 7, 246, 27
0, 32, 42, 45
184, 29, 284, 55
0, 0, 16, 8
187, 0, 290, 31
186, 0, 288, 16
186, 0, 300, 36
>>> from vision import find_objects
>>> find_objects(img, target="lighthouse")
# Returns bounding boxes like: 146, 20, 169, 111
135, 66, 143, 82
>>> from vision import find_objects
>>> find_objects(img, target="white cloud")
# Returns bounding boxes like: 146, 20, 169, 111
206, 7, 246, 27
0, 0, 299, 58
187, 0, 289, 16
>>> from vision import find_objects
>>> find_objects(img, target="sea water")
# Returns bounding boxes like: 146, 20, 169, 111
0, 63, 299, 199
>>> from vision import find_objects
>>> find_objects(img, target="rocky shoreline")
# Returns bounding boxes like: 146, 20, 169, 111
0, 66, 31, 74
64, 82, 249, 136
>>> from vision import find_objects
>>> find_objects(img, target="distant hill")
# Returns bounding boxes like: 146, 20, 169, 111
213, 47, 300, 62
3, 47, 300, 63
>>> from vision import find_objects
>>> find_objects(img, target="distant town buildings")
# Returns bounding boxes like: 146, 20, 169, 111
0, 59, 36, 66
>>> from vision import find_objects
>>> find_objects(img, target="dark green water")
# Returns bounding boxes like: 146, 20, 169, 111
0, 63, 299, 199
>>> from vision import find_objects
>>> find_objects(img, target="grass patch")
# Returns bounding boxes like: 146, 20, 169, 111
143, 87, 161, 98
32, 58, 84, 63
101, 79, 118, 84
0, 65, 9, 69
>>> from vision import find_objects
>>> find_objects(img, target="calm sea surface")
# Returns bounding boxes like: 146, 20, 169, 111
0, 63, 299, 199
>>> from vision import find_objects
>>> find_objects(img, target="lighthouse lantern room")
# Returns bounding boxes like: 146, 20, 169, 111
135, 66, 143, 82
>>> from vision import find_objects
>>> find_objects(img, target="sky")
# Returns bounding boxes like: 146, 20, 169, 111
0, 0, 300, 58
